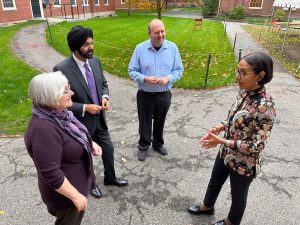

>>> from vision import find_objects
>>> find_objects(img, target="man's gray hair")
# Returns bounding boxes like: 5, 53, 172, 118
28, 71, 68, 107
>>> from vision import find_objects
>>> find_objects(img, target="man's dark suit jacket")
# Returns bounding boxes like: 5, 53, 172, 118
53, 56, 108, 134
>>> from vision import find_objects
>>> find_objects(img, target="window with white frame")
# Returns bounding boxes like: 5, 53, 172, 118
249, 0, 263, 8
53, 0, 61, 6
104, 0, 108, 5
121, 0, 125, 4
2, 0, 16, 9
82, 0, 88, 6
95, 0, 99, 5
70, 0, 76, 5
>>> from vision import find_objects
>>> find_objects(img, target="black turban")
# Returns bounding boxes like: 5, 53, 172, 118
67, 25, 93, 52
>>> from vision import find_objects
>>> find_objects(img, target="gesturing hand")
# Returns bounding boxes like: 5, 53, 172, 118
200, 132, 221, 149
157, 77, 170, 85
102, 98, 110, 110
85, 104, 102, 114
144, 76, 159, 84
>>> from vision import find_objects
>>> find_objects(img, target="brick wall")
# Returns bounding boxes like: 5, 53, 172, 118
0, 0, 33, 23
115, 0, 126, 9
44, 0, 115, 19
219, 0, 300, 18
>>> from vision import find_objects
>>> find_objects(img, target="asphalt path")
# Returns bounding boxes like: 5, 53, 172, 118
0, 18, 299, 225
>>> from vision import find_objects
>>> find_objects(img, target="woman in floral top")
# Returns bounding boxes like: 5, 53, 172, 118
188, 52, 276, 225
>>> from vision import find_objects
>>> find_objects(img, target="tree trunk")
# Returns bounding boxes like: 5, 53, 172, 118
128, 0, 132, 16
157, 0, 161, 19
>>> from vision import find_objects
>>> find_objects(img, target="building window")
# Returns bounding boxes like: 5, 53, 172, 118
104, 0, 108, 5
121, 0, 125, 4
249, 0, 263, 8
82, 0, 88, 6
95, 0, 99, 5
70, 0, 76, 5
53, 0, 61, 6
2, 0, 16, 9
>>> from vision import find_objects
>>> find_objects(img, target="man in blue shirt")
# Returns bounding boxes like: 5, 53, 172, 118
128, 19, 184, 161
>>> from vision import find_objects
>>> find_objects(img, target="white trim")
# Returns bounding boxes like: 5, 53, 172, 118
82, 0, 89, 6
249, 0, 264, 9
70, 0, 77, 7
39, 0, 44, 18
104, 0, 109, 5
121, 0, 125, 4
95, 0, 99, 6
1, 0, 16, 10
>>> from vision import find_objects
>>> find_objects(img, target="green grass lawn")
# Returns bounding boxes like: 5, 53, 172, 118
0, 21, 42, 135
244, 24, 300, 78
47, 12, 237, 89
0, 13, 236, 135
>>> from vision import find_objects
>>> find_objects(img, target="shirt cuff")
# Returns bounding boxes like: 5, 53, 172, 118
82, 104, 86, 117
102, 95, 109, 99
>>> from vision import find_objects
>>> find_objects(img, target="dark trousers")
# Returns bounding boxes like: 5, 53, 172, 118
92, 113, 116, 183
137, 90, 172, 151
204, 153, 254, 225
52, 206, 84, 225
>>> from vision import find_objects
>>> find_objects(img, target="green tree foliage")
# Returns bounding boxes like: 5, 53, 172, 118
273, 9, 286, 21
125, 0, 165, 19
202, 0, 219, 17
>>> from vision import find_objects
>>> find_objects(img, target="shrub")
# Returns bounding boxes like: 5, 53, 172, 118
202, 0, 219, 18
229, 5, 245, 20
273, 9, 286, 21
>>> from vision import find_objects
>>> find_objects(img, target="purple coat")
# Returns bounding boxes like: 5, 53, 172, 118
24, 115, 93, 213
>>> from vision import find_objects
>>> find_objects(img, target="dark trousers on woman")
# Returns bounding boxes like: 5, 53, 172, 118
50, 206, 84, 225
204, 153, 254, 225
137, 90, 171, 151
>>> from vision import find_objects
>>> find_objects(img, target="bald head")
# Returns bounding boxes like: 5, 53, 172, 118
148, 19, 166, 48
148, 19, 164, 32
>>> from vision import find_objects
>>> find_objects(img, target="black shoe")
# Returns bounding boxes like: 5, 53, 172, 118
153, 146, 168, 155
90, 184, 104, 198
138, 149, 147, 161
188, 204, 215, 215
104, 178, 128, 187
212, 219, 225, 225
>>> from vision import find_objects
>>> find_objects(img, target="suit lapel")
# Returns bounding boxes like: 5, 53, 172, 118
69, 56, 94, 102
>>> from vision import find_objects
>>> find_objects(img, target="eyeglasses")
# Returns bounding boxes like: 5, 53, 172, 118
235, 68, 251, 78
63, 85, 71, 95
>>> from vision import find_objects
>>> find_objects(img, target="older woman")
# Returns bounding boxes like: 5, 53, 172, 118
188, 52, 276, 225
24, 72, 101, 225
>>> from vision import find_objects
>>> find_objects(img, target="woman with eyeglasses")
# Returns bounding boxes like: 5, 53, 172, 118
25, 72, 102, 225
188, 52, 276, 225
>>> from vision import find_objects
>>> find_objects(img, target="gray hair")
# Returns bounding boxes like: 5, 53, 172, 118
28, 71, 68, 107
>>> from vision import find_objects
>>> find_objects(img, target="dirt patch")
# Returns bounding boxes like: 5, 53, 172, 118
281, 45, 300, 62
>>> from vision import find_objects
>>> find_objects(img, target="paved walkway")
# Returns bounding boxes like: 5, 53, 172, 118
1, 19, 300, 225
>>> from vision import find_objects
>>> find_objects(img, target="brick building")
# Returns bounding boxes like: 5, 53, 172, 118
218, 0, 300, 18
0, 0, 33, 23
0, 0, 125, 23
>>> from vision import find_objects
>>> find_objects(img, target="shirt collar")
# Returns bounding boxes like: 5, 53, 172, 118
247, 85, 265, 96
72, 53, 90, 69
147, 39, 168, 50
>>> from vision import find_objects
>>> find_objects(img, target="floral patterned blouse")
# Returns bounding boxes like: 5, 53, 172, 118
220, 86, 276, 177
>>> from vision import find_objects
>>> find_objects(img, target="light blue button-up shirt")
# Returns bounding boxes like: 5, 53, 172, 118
128, 39, 184, 92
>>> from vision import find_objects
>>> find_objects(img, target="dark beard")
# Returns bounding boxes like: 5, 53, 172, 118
78, 49, 93, 59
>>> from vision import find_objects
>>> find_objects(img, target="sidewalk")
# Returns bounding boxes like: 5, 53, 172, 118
0, 20, 299, 225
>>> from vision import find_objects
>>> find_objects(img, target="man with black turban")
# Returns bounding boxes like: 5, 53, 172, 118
54, 25, 128, 199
